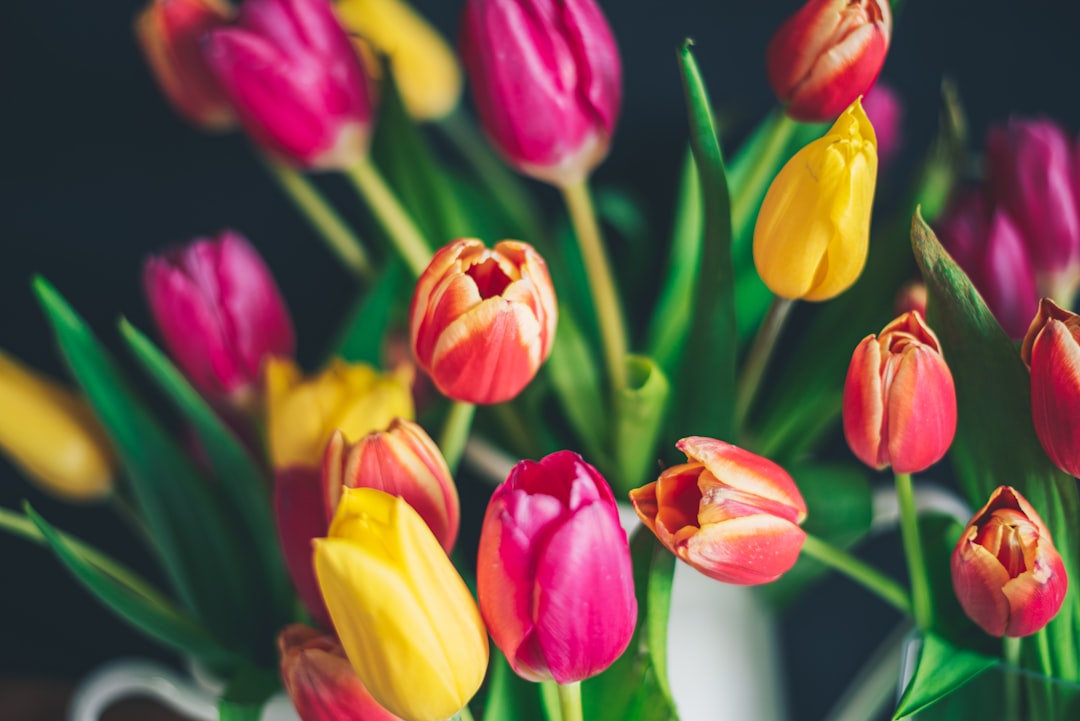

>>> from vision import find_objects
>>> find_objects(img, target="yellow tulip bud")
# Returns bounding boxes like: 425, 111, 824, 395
0, 351, 116, 502
264, 357, 414, 470
753, 98, 878, 301
314, 488, 488, 721
335, 0, 462, 121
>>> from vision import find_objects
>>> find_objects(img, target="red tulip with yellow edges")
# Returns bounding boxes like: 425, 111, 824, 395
1021, 298, 1080, 477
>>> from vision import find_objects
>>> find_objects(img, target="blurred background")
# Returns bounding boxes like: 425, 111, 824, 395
3, 1, 1080, 719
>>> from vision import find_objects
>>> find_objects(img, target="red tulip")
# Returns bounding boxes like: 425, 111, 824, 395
1021, 298, 1080, 477
630, 437, 807, 586
951, 486, 1067, 638
477, 451, 636, 683
842, 311, 957, 473
459, 0, 621, 187
766, 0, 891, 122
409, 239, 557, 405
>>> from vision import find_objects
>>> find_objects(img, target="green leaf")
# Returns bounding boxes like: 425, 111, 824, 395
911, 211, 1080, 679
612, 356, 670, 495
332, 259, 408, 364
23, 504, 239, 672
582, 526, 678, 721
480, 648, 548, 721
673, 40, 736, 443
546, 307, 607, 460
218, 666, 282, 721
893, 633, 997, 719
32, 276, 256, 654
645, 150, 703, 377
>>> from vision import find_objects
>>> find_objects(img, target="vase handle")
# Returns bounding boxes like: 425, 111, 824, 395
66, 658, 219, 721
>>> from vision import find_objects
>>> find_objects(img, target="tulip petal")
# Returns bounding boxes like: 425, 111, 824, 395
884, 345, 956, 474
1030, 319, 1080, 476
686, 514, 807, 585
951, 540, 1012, 637
274, 465, 332, 629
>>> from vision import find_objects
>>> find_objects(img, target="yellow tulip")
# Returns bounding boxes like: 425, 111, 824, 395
314, 488, 488, 721
0, 351, 116, 502
264, 357, 413, 470
335, 0, 462, 121
753, 98, 878, 301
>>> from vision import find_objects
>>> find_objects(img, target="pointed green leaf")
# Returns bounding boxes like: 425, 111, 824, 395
23, 504, 239, 672
674, 40, 736, 442
32, 276, 257, 652
893, 633, 997, 719
118, 319, 293, 629
911, 211, 1080, 679
218, 666, 282, 721
612, 356, 669, 495
332, 260, 408, 365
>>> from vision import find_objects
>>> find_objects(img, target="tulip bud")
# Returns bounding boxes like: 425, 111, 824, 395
144, 230, 295, 408
893, 280, 927, 318
135, 0, 236, 130
630, 437, 807, 585
459, 0, 621, 187
842, 311, 957, 474
314, 488, 488, 721
477, 450, 636, 683
986, 118, 1080, 297
753, 98, 878, 301
766, 0, 891, 123
336, 0, 462, 121
935, 190, 1039, 339
322, 420, 459, 551
275, 465, 334, 630
1020, 298, 1080, 477
278, 624, 403, 721
0, 351, 116, 503
951, 486, 1067, 637
409, 239, 557, 404
203, 0, 375, 169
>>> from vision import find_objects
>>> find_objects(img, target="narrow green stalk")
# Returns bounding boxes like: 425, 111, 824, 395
454, 704, 476, 721
894, 472, 933, 631
800, 533, 912, 615
730, 113, 798, 234
557, 682, 583, 721
344, 157, 432, 278
561, 179, 628, 393
1004, 635, 1022, 721
439, 108, 545, 241
734, 295, 795, 431
260, 156, 373, 280
439, 401, 476, 474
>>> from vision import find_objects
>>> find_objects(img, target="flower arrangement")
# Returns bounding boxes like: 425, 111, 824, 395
3, 0, 1080, 720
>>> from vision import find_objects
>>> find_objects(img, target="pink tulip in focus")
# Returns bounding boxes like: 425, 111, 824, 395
278, 624, 404, 721
951, 486, 1067, 638
842, 311, 956, 474
459, 0, 621, 187
766, 0, 891, 122
322, 421, 459, 552
135, 0, 236, 130
1021, 298, 1080, 478
203, 0, 375, 169
477, 450, 636, 683
143, 230, 295, 407
410, 239, 557, 405
630, 437, 808, 585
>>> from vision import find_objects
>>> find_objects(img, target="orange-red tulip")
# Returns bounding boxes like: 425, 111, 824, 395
1021, 298, 1080, 477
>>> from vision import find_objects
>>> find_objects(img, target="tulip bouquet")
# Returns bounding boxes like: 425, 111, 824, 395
4, 0, 1080, 720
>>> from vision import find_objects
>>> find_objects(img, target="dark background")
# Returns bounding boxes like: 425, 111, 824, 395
3, 1, 1080, 719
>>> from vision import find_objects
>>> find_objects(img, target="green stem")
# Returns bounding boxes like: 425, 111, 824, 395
561, 179, 628, 393
730, 112, 798, 235
260, 156, 373, 280
439, 401, 476, 474
895, 472, 933, 631
344, 157, 432, 278
734, 295, 795, 430
557, 682, 583, 721
439, 108, 545, 241
800, 533, 911, 615
454, 704, 476, 721
1004, 635, 1022, 721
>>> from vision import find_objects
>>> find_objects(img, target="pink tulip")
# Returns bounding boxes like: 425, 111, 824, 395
862, 81, 902, 169
951, 486, 1067, 637
630, 437, 807, 585
842, 311, 957, 474
203, 0, 374, 169
477, 450, 636, 683
1021, 298, 1080, 477
143, 230, 295, 407
459, 0, 621, 187
766, 0, 891, 122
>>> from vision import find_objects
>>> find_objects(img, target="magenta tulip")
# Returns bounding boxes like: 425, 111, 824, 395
477, 450, 636, 683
